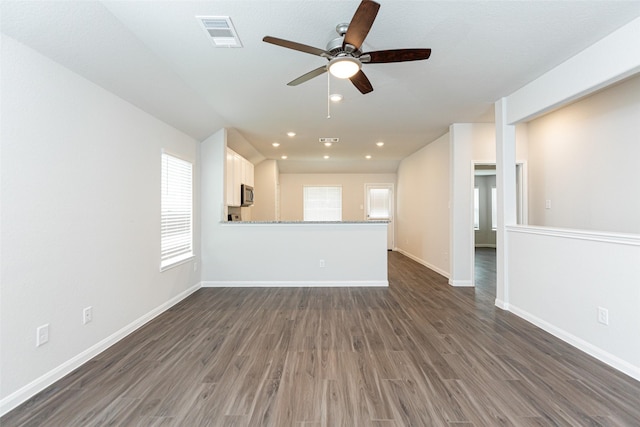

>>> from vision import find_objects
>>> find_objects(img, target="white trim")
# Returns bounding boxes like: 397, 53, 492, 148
508, 303, 640, 382
494, 299, 509, 310
505, 17, 640, 124
394, 248, 450, 279
448, 279, 474, 287
506, 225, 640, 246
0, 283, 201, 417
201, 280, 388, 288
159, 254, 195, 272
515, 162, 528, 225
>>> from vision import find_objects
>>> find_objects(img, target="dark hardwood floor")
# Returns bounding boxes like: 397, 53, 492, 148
474, 247, 497, 296
3, 251, 640, 426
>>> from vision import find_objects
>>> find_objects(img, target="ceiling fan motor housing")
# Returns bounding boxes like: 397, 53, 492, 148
326, 36, 361, 57
326, 23, 362, 57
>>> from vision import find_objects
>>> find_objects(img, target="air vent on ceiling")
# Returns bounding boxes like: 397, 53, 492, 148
319, 137, 339, 143
197, 16, 242, 48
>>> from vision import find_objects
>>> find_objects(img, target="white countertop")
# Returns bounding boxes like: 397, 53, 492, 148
222, 220, 389, 224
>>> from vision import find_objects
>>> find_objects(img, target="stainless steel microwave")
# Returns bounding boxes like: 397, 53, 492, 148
241, 184, 254, 206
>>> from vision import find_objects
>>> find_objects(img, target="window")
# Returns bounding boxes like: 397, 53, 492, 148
161, 152, 193, 270
303, 186, 342, 221
367, 188, 391, 220
474, 187, 480, 230
491, 187, 497, 230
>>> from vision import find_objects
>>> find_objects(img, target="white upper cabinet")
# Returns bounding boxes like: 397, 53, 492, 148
244, 158, 254, 187
225, 147, 254, 206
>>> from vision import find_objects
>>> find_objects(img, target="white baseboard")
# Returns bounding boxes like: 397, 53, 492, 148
201, 280, 388, 287
494, 298, 510, 310
0, 283, 201, 417
448, 279, 474, 287
508, 303, 640, 382
394, 248, 450, 279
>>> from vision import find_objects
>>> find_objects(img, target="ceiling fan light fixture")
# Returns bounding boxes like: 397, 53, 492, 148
328, 57, 361, 79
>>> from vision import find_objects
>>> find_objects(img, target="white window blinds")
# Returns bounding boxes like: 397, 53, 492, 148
161, 152, 193, 270
303, 186, 342, 221
367, 188, 391, 219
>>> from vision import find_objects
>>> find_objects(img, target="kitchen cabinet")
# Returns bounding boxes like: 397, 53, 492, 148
226, 148, 240, 206
226, 147, 254, 206
243, 159, 254, 187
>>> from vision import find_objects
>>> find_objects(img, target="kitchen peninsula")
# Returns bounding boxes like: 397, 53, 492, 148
207, 220, 389, 287
223, 220, 388, 224
201, 130, 389, 288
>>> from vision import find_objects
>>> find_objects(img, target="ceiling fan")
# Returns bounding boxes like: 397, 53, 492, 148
263, 0, 431, 94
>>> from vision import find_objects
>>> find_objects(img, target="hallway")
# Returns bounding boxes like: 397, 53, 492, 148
474, 247, 496, 297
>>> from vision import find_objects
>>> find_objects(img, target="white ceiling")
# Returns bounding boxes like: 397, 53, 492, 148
2, 1, 639, 173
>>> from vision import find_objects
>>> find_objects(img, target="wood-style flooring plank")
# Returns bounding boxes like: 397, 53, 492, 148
3, 250, 640, 426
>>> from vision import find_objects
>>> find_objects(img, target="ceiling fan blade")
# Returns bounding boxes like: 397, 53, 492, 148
263, 36, 330, 57
287, 66, 328, 86
343, 0, 380, 51
362, 48, 432, 63
349, 70, 374, 94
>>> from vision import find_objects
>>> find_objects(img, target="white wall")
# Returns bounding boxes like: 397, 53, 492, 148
449, 123, 495, 286
449, 123, 528, 287
0, 36, 200, 414
200, 135, 388, 287
526, 74, 640, 234
252, 160, 279, 221
500, 17, 640, 380
279, 173, 397, 221
506, 17, 640, 124
507, 227, 640, 380
396, 133, 450, 277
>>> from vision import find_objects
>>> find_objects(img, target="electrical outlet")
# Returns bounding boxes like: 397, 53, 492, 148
545, 199, 552, 209
597, 307, 609, 325
319, 259, 325, 268
83, 306, 93, 325
36, 324, 49, 347
193, 262, 198, 272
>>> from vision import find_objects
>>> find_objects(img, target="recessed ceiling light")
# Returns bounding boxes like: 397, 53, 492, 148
324, 142, 332, 147
281, 155, 288, 159
329, 93, 343, 102
365, 155, 372, 159
376, 141, 384, 147
272, 142, 280, 147
324, 155, 330, 159
287, 132, 296, 137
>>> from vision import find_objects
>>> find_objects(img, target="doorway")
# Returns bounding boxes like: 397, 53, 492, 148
365, 183, 394, 250
471, 163, 526, 290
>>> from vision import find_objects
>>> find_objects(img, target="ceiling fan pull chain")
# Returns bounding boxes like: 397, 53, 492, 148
327, 72, 331, 119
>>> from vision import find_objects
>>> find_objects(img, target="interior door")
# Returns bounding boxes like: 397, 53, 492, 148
365, 184, 394, 250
